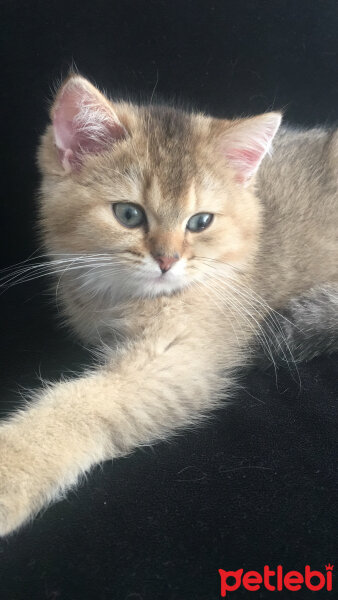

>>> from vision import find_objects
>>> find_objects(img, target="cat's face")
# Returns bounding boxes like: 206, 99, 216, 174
38, 76, 281, 300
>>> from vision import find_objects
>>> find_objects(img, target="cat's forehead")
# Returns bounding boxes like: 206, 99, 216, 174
139, 105, 196, 203
143, 175, 197, 226
105, 104, 221, 219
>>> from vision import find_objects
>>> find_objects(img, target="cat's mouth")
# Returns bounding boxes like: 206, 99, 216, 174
154, 272, 174, 282
132, 257, 188, 295
137, 266, 188, 297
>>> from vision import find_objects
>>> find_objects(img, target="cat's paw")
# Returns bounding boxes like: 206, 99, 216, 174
0, 431, 47, 536
0, 490, 31, 537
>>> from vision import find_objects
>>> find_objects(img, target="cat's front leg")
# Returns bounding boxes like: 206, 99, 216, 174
0, 375, 113, 536
0, 331, 230, 536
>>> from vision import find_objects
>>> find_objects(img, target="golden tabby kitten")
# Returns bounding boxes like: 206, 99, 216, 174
0, 75, 337, 536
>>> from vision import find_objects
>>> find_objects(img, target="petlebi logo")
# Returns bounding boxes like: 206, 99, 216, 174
219, 564, 334, 596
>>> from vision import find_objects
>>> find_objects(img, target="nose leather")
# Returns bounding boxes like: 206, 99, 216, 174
155, 255, 179, 273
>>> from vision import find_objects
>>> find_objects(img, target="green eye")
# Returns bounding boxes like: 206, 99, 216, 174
113, 203, 146, 229
186, 213, 213, 232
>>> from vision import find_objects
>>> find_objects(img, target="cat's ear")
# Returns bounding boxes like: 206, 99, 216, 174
220, 112, 282, 185
52, 75, 127, 172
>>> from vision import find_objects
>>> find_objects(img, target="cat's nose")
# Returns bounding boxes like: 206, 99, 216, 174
154, 254, 179, 273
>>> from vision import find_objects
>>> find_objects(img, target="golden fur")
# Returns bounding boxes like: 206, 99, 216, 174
0, 75, 336, 535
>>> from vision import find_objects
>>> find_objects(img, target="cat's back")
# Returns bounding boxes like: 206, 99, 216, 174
258, 124, 338, 215
255, 124, 338, 301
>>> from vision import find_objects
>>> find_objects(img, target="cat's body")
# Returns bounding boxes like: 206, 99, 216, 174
256, 127, 338, 303
0, 75, 337, 536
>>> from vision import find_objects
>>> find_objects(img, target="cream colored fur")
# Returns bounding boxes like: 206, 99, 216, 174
0, 76, 337, 536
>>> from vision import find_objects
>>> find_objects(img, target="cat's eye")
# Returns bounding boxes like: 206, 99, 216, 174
186, 213, 214, 232
113, 203, 146, 229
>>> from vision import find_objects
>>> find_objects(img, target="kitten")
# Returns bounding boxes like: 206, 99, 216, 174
0, 75, 337, 536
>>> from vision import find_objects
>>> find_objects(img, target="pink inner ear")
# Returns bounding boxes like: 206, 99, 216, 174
53, 81, 126, 171
226, 147, 263, 182
222, 113, 281, 184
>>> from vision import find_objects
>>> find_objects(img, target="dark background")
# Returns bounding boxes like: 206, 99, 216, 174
0, 1, 337, 599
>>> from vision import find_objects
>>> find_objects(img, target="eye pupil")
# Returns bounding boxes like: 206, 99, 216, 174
187, 212, 213, 232
113, 203, 145, 228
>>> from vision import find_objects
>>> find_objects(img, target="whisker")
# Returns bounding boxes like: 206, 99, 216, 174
201, 264, 301, 386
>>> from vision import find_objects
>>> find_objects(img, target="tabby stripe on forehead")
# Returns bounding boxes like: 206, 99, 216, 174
142, 105, 194, 201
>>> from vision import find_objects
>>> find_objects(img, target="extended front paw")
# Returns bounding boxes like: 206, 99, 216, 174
0, 483, 34, 537
0, 431, 53, 536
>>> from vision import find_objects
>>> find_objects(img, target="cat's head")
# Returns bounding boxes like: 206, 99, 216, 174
38, 75, 281, 300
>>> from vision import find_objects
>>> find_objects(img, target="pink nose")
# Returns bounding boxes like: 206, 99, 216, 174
155, 254, 179, 273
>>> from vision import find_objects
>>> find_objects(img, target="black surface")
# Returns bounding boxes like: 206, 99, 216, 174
1, 1, 337, 599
